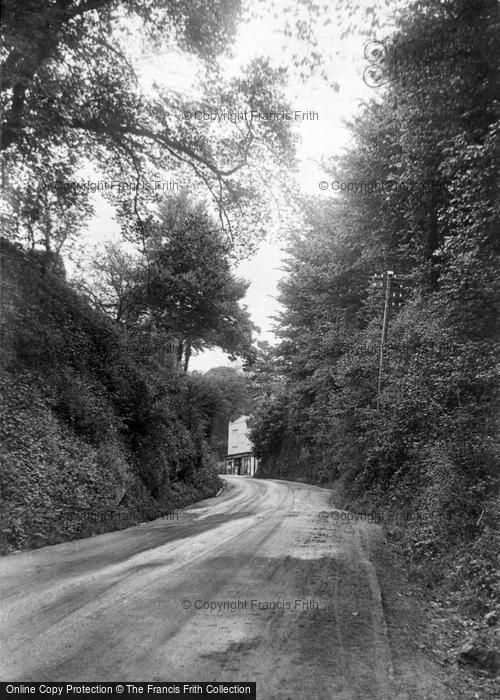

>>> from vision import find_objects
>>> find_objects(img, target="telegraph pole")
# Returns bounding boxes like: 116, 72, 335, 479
376, 270, 394, 410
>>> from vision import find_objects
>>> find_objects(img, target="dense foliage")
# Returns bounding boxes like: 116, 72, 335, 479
1, 0, 299, 251
0, 239, 241, 552
250, 0, 499, 610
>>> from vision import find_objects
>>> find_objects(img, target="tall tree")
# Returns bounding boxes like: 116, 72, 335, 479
1, 2, 299, 247
253, 0, 500, 529
85, 194, 256, 371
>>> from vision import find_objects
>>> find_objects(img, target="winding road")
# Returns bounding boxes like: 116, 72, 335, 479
0, 477, 451, 698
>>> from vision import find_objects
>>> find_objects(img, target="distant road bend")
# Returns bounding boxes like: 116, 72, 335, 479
0, 477, 449, 698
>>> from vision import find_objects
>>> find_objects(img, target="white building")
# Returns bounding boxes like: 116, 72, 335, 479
222, 415, 258, 476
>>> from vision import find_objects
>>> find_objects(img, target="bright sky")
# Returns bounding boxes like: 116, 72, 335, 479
70, 0, 400, 372
190, 1, 392, 370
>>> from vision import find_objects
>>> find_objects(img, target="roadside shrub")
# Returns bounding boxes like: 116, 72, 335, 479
0, 240, 222, 552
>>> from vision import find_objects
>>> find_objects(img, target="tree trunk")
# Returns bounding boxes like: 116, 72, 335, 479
176, 339, 184, 368
183, 341, 192, 373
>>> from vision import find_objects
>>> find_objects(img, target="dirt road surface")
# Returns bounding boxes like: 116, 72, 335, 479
0, 477, 454, 698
